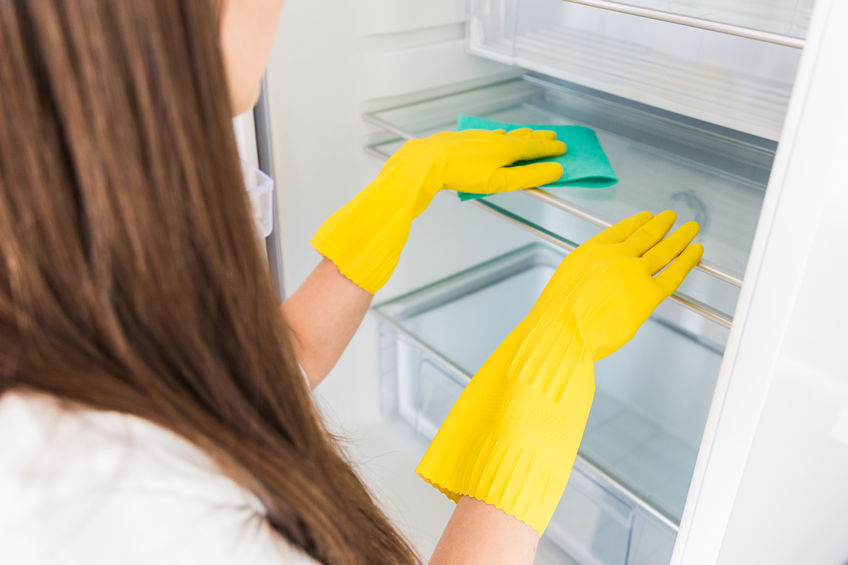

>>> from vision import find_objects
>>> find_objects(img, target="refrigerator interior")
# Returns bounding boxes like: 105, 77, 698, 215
264, 0, 815, 562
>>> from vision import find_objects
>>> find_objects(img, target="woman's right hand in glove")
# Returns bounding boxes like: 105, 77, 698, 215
417, 210, 703, 534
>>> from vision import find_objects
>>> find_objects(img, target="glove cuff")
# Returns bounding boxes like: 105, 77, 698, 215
310, 161, 440, 294
417, 430, 566, 534
310, 207, 403, 295
416, 352, 594, 535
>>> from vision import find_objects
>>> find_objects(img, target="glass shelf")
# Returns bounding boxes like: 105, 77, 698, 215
375, 244, 726, 563
465, 0, 805, 139
564, 0, 815, 38
365, 76, 772, 325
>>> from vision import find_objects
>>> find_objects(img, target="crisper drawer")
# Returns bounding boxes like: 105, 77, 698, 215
466, 0, 811, 140
374, 244, 726, 564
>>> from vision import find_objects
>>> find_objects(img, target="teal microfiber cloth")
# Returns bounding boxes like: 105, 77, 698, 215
457, 114, 618, 201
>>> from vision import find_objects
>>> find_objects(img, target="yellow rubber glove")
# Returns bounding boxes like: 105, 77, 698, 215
416, 210, 704, 534
311, 129, 566, 294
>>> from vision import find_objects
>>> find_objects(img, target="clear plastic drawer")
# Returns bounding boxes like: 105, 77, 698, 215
375, 243, 726, 563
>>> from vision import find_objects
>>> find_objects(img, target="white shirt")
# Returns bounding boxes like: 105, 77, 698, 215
0, 391, 317, 564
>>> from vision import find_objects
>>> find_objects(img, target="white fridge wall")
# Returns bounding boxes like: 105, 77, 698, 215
357, 0, 464, 35
674, 0, 848, 562
263, 0, 538, 557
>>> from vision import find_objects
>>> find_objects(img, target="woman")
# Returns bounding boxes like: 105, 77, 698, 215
0, 1, 702, 564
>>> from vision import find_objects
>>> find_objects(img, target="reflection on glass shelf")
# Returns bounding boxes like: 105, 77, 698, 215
365, 76, 770, 322
473, 190, 741, 330
465, 0, 804, 139
375, 245, 724, 563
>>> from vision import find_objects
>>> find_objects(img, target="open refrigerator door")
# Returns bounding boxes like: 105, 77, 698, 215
261, 0, 848, 562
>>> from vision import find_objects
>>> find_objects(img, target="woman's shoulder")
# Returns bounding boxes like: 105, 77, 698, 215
0, 390, 256, 506
0, 390, 317, 565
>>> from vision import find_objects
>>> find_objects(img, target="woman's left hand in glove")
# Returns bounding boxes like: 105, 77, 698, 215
311, 129, 566, 294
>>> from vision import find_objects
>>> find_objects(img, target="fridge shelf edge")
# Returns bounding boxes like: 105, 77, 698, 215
363, 134, 734, 327
362, 108, 746, 294
471, 199, 733, 327
523, 188, 743, 286
561, 0, 805, 49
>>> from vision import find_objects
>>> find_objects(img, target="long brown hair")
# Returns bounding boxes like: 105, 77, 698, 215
0, 1, 417, 563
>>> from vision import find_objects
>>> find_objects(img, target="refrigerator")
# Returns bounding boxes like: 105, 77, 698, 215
234, 0, 848, 562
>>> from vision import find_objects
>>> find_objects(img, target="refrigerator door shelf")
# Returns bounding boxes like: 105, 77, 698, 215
241, 160, 274, 239
465, 0, 807, 139
364, 76, 764, 325
374, 243, 725, 564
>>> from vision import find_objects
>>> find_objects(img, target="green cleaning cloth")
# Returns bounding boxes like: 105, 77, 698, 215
457, 114, 618, 201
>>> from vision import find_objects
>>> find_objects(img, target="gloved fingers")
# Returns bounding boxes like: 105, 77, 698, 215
654, 243, 704, 295
463, 129, 505, 135
624, 209, 677, 255
591, 211, 653, 243
641, 221, 700, 274
485, 162, 564, 193
507, 128, 558, 141
508, 133, 567, 162
507, 128, 535, 137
